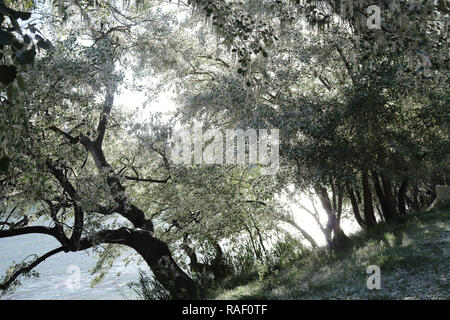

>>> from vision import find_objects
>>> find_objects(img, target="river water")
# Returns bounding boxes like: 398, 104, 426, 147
0, 233, 143, 300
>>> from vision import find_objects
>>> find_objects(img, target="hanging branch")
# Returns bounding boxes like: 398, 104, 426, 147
0, 247, 64, 291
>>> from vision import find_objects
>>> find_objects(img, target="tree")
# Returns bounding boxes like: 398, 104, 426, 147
0, 0, 288, 297
144, 2, 448, 245
1, 0, 448, 299
0, 3, 202, 298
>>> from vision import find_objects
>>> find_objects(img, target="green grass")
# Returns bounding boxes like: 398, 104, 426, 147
212, 206, 450, 300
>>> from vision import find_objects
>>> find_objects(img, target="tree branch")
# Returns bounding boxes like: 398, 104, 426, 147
48, 126, 80, 144
0, 247, 64, 291
95, 71, 117, 147
0, 226, 58, 239
124, 175, 170, 183
334, 44, 356, 84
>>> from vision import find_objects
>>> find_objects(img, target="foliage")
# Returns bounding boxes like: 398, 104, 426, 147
128, 270, 171, 300
0, 0, 448, 299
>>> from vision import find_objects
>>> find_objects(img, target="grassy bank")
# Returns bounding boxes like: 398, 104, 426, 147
212, 207, 450, 300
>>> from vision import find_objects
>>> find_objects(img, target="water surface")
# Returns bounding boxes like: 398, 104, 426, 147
0, 233, 142, 300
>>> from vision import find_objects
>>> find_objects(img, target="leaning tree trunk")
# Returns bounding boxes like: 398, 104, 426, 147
128, 230, 198, 299
348, 185, 366, 228
279, 215, 319, 248
314, 184, 348, 249
80, 68, 202, 297
78, 227, 198, 299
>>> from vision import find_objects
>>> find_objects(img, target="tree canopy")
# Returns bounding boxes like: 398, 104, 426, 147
0, 0, 448, 299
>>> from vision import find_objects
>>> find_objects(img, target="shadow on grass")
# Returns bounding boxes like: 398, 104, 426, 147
213, 205, 450, 300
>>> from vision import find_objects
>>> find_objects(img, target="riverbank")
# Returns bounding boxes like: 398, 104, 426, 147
212, 207, 450, 300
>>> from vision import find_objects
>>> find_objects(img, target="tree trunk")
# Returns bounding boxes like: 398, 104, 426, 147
376, 204, 385, 222
380, 173, 402, 222
129, 230, 198, 299
362, 171, 377, 228
348, 185, 366, 228
372, 171, 392, 222
373, 172, 403, 223
76, 227, 198, 299
209, 243, 231, 282
333, 192, 349, 245
412, 186, 420, 211
314, 184, 348, 249
182, 237, 201, 272
398, 178, 408, 216
182, 238, 229, 282
243, 222, 262, 261
279, 216, 319, 248
80, 136, 197, 298
251, 217, 267, 257
314, 185, 335, 249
